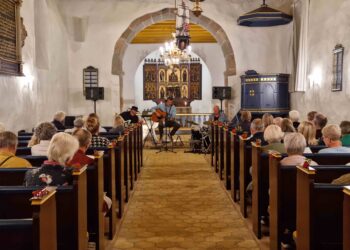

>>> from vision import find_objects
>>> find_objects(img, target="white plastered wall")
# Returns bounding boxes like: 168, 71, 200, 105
291, 0, 350, 124
0, 0, 69, 132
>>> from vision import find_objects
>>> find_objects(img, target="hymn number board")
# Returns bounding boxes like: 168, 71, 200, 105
83, 66, 98, 95
0, 0, 23, 76
143, 59, 202, 106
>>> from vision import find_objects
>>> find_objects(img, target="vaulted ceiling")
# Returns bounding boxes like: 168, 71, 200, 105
131, 20, 217, 44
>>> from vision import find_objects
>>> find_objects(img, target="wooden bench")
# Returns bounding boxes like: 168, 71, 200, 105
239, 137, 251, 218
0, 188, 57, 250
0, 167, 88, 250
343, 186, 350, 250
296, 165, 350, 250
86, 147, 117, 240
269, 155, 350, 249
218, 125, 224, 180
229, 132, 240, 202
210, 122, 215, 167
222, 127, 230, 190
251, 145, 350, 241
16, 147, 32, 156
19, 156, 47, 166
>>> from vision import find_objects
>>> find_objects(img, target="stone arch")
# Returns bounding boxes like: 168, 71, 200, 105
112, 8, 236, 109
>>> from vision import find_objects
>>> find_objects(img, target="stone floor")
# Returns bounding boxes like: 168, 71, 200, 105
112, 150, 259, 250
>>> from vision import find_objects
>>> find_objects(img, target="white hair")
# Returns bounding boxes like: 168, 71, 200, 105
264, 125, 284, 143
289, 110, 300, 122
54, 111, 66, 122
47, 132, 79, 166
0, 123, 5, 133
284, 132, 306, 155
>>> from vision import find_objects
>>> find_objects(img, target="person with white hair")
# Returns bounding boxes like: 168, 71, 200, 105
0, 123, 5, 133
0, 131, 32, 168
281, 133, 317, 166
31, 122, 57, 156
262, 125, 286, 153
64, 117, 85, 134
24, 132, 79, 186
319, 124, 350, 153
52, 111, 66, 130
289, 110, 300, 130
210, 105, 227, 123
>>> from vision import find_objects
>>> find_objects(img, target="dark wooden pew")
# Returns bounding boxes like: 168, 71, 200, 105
230, 132, 240, 202
0, 188, 57, 250
218, 125, 224, 180
239, 137, 251, 218
115, 139, 125, 218
343, 187, 350, 250
296, 165, 350, 250
223, 127, 230, 190
86, 147, 117, 240
20, 155, 47, 166
210, 122, 215, 167
16, 147, 32, 156
0, 167, 88, 250
214, 123, 219, 172
126, 129, 135, 190
121, 134, 130, 202
269, 155, 350, 250
251, 145, 350, 241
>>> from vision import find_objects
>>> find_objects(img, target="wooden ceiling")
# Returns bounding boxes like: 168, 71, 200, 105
131, 20, 217, 44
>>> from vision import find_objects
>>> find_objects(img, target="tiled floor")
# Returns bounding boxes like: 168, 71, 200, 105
113, 150, 259, 250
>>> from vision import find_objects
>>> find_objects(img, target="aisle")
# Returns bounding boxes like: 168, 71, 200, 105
113, 150, 259, 250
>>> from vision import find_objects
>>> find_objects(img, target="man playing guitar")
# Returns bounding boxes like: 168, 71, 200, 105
151, 97, 180, 142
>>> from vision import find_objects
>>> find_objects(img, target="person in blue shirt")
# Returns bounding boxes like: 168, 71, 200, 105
209, 105, 227, 123
152, 97, 180, 141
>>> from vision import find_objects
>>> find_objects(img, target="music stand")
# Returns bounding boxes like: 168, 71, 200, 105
142, 116, 158, 147
156, 125, 176, 153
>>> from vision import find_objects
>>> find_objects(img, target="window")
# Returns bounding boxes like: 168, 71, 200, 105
332, 44, 344, 91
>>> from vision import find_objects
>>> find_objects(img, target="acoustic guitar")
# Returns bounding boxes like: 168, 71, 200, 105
151, 109, 167, 122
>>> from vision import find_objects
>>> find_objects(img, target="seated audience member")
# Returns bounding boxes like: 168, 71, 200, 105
69, 128, 112, 215
210, 105, 227, 123
289, 110, 300, 129
281, 133, 317, 166
69, 129, 94, 166
307, 111, 317, 123
24, 133, 79, 186
27, 134, 39, 147
109, 115, 125, 135
237, 110, 252, 133
314, 113, 328, 140
86, 115, 110, 147
52, 111, 66, 130
262, 125, 286, 153
120, 106, 139, 124
31, 122, 57, 156
298, 121, 318, 153
281, 118, 296, 134
87, 113, 107, 133
332, 172, 350, 185
0, 131, 32, 168
318, 124, 350, 154
262, 113, 274, 129
0, 122, 5, 132
64, 117, 84, 134
247, 118, 267, 145
340, 121, 350, 147
273, 117, 283, 128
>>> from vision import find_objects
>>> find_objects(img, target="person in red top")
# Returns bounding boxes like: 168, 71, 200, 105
70, 128, 112, 215
69, 128, 94, 167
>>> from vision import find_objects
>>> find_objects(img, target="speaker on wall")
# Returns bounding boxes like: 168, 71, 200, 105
85, 87, 104, 101
212, 87, 231, 100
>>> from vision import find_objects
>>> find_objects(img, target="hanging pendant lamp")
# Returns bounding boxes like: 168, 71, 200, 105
237, 0, 292, 27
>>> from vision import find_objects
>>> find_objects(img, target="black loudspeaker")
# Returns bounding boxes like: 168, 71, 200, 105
85, 87, 104, 100
212, 87, 231, 100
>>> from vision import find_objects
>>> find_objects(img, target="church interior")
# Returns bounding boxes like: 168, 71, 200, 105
1, 0, 350, 249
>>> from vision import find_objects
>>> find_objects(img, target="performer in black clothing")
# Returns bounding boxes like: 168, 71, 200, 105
120, 106, 139, 124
